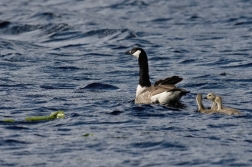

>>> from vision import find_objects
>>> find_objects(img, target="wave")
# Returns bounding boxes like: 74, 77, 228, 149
74, 82, 119, 93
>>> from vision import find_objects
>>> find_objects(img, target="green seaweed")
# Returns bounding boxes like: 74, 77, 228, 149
2, 119, 15, 123
1, 111, 65, 123
83, 133, 94, 137
25, 111, 65, 122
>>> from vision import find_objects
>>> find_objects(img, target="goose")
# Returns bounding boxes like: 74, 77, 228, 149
214, 96, 241, 115
125, 47, 189, 105
196, 94, 219, 114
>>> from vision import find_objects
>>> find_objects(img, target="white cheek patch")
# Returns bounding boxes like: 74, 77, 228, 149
132, 50, 141, 58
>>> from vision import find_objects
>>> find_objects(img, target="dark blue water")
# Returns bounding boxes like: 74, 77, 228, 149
1, 0, 252, 166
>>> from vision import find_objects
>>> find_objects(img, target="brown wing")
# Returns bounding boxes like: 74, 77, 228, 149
141, 85, 176, 96
154, 76, 183, 86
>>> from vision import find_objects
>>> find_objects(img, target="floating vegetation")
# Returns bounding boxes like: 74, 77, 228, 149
83, 133, 94, 137
1, 111, 65, 123
25, 111, 65, 122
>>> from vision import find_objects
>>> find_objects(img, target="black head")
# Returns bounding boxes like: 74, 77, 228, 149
125, 47, 146, 58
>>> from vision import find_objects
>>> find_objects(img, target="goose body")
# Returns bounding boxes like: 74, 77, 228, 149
126, 47, 189, 105
196, 94, 219, 114
214, 96, 241, 115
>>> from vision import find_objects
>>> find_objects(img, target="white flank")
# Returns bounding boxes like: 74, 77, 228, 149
151, 91, 182, 104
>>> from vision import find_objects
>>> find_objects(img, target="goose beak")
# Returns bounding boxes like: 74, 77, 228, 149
125, 50, 131, 55
203, 96, 207, 99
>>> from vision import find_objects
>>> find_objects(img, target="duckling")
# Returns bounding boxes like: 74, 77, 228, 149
205, 93, 230, 110
205, 93, 218, 109
196, 94, 219, 114
214, 96, 241, 115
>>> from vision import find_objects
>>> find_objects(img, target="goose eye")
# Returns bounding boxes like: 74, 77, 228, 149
132, 48, 137, 53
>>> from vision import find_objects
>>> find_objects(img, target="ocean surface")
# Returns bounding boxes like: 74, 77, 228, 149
1, 0, 252, 166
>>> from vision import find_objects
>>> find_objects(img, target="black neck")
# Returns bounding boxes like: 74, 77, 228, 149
138, 54, 151, 87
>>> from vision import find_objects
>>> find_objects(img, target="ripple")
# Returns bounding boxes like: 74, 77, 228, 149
130, 141, 162, 149
0, 20, 11, 28
74, 82, 119, 93
1, 139, 30, 145
31, 12, 60, 20
40, 83, 77, 89
1, 23, 41, 35
234, 21, 252, 26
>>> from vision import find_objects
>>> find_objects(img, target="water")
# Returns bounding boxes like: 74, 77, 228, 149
0, 0, 252, 166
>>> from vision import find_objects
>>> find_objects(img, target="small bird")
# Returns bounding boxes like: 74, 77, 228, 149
214, 96, 241, 115
125, 47, 189, 105
196, 94, 219, 114
205, 93, 218, 109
